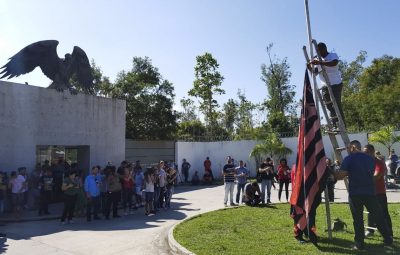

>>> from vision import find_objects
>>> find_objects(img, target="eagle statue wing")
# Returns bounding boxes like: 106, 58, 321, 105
70, 46, 93, 93
0, 40, 60, 80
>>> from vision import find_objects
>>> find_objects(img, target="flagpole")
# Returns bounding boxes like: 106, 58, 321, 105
304, 0, 332, 240
304, 0, 319, 116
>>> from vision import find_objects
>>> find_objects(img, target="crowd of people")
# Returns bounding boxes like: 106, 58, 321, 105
220, 156, 295, 207
0, 159, 178, 224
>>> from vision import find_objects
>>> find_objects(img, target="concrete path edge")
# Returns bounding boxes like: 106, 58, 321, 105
168, 215, 199, 255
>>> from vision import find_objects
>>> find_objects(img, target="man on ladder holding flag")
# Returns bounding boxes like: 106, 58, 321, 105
290, 70, 330, 245
308, 42, 345, 129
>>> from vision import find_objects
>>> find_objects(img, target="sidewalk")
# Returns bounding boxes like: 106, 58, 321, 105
0, 203, 63, 223
1, 180, 398, 224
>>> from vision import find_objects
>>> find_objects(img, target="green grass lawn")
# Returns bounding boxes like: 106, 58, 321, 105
174, 203, 400, 255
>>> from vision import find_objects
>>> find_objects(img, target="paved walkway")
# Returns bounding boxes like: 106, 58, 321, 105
0, 181, 399, 255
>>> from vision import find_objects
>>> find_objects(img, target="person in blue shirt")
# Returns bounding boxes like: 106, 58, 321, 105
333, 140, 393, 250
235, 160, 249, 204
84, 166, 102, 221
134, 161, 145, 208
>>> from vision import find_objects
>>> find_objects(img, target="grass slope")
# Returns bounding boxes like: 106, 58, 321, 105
174, 203, 400, 255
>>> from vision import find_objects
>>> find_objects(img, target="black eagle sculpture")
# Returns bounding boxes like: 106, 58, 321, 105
0, 40, 94, 94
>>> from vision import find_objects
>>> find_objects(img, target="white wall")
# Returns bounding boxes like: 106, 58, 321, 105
0, 81, 126, 172
175, 132, 397, 180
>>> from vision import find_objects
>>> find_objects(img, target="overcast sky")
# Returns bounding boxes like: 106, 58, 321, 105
1, 0, 400, 111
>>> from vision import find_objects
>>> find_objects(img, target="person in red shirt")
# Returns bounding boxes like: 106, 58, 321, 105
203, 157, 213, 182
363, 144, 393, 238
277, 158, 291, 202
121, 166, 134, 215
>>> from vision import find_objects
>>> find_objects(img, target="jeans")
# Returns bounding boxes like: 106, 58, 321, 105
182, 169, 189, 182
236, 183, 246, 203
86, 196, 100, 220
322, 83, 344, 127
0, 199, 4, 213
61, 194, 77, 222
224, 182, 235, 204
105, 191, 120, 218
349, 195, 392, 246
153, 186, 161, 210
260, 179, 272, 202
367, 194, 393, 236
122, 188, 133, 211
278, 180, 289, 201
39, 191, 51, 214
326, 181, 335, 202
159, 186, 167, 208
165, 185, 174, 208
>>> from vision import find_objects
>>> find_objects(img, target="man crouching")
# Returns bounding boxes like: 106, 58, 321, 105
242, 181, 261, 206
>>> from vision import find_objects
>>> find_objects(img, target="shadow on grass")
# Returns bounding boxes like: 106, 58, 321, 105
315, 237, 399, 254
315, 237, 357, 254
258, 204, 279, 209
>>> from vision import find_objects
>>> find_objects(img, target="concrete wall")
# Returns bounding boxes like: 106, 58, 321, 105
175, 132, 397, 180
125, 140, 175, 165
0, 81, 126, 172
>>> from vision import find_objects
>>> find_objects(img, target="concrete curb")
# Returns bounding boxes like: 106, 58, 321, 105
168, 218, 196, 255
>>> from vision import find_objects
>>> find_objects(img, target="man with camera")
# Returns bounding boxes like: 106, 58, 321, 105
84, 166, 102, 221
258, 158, 274, 204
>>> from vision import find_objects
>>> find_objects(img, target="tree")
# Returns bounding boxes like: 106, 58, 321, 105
112, 57, 177, 140
250, 132, 292, 167
179, 97, 198, 122
222, 99, 238, 136
189, 52, 225, 133
235, 90, 256, 140
341, 55, 400, 130
261, 44, 297, 134
369, 125, 400, 155
71, 59, 113, 96
339, 50, 367, 94
177, 120, 206, 141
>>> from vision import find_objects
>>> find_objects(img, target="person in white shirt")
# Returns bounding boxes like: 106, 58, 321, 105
309, 42, 345, 128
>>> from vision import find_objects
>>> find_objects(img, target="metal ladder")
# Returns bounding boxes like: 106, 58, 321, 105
303, 39, 350, 189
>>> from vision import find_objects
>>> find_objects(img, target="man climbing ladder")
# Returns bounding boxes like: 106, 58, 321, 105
308, 42, 345, 129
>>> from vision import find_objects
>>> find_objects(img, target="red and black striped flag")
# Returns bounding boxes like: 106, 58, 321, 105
290, 70, 329, 233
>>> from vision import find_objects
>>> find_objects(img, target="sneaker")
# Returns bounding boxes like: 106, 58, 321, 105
351, 244, 365, 251
267, 200, 271, 204
295, 236, 306, 244
365, 230, 374, 237
231, 203, 238, 206
224, 203, 228, 207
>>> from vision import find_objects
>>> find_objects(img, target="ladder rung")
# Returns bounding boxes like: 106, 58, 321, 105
324, 101, 333, 105
330, 116, 339, 120
336, 147, 346, 151
326, 130, 340, 134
